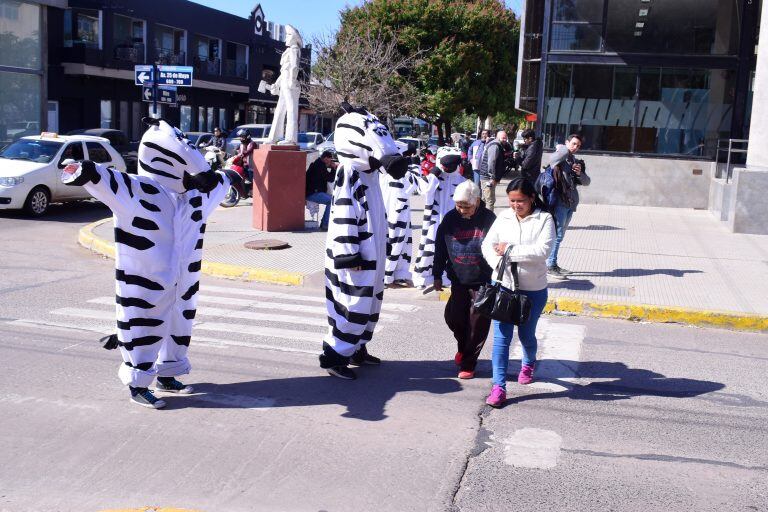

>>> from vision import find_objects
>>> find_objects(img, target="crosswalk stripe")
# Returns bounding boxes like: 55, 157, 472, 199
201, 284, 420, 312
7, 319, 110, 335
194, 321, 321, 343
86, 295, 400, 321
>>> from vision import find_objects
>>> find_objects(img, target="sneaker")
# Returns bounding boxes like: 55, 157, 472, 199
485, 385, 506, 408
454, 352, 463, 366
327, 365, 357, 380
155, 377, 194, 394
555, 265, 572, 275
518, 364, 535, 385
458, 370, 475, 379
130, 387, 166, 409
349, 346, 381, 366
547, 265, 568, 279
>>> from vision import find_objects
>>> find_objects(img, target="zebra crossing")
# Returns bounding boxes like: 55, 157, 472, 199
6, 286, 423, 356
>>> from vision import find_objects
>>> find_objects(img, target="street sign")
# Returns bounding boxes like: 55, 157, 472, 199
142, 85, 177, 105
134, 65, 153, 85
156, 65, 193, 87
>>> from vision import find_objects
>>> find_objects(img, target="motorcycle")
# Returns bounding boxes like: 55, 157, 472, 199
203, 145, 226, 172
219, 155, 252, 208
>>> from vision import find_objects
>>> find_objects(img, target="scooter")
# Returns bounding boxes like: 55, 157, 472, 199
219, 155, 253, 208
203, 145, 226, 172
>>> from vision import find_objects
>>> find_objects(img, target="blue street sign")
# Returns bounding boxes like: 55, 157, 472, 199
142, 85, 177, 105
134, 65, 153, 85
156, 65, 193, 87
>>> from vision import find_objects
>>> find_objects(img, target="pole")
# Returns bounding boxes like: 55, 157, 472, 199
152, 63, 158, 117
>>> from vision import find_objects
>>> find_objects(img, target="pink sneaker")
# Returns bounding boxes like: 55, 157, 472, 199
518, 363, 535, 385
485, 385, 506, 407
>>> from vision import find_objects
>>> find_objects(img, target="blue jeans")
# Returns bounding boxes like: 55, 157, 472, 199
546, 204, 574, 267
306, 192, 332, 228
472, 170, 481, 186
491, 288, 548, 389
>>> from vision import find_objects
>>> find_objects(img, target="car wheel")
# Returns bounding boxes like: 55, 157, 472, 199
24, 186, 51, 217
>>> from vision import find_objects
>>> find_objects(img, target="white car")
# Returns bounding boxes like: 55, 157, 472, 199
297, 132, 325, 150
0, 132, 126, 216
226, 124, 272, 154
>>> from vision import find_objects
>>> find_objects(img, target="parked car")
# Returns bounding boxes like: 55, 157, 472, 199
67, 128, 138, 173
397, 137, 428, 156
297, 131, 325, 150
0, 132, 126, 216
226, 124, 271, 153
316, 131, 335, 157
185, 131, 214, 154
7, 121, 40, 141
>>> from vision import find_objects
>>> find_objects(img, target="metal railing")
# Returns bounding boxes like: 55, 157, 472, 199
715, 138, 748, 183
113, 43, 145, 63
155, 48, 186, 65
193, 56, 221, 75
223, 59, 247, 78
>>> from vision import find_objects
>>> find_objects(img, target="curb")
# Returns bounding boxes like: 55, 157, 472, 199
438, 289, 768, 333
78, 219, 305, 287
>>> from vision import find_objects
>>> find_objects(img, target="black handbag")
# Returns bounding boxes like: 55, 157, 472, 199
473, 246, 532, 325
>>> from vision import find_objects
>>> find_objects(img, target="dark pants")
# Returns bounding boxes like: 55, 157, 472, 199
445, 284, 492, 372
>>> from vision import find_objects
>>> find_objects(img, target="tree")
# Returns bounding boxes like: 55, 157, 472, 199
305, 28, 425, 127
338, 0, 520, 144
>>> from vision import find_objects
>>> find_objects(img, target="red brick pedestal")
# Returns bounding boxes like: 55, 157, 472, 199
251, 144, 306, 232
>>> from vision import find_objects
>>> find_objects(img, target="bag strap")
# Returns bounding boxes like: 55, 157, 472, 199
510, 261, 520, 291
494, 247, 507, 283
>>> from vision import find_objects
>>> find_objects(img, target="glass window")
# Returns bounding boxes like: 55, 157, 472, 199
198, 106, 205, 131
0, 0, 40, 69
100, 100, 112, 129
60, 142, 84, 164
86, 142, 111, 163
553, 0, 604, 22
76, 11, 99, 48
605, 0, 739, 55
0, 139, 61, 163
0, 70, 40, 146
207, 107, 214, 132
550, 23, 602, 51
543, 64, 637, 152
635, 68, 734, 156
113, 15, 145, 62
180, 105, 192, 133
218, 108, 227, 130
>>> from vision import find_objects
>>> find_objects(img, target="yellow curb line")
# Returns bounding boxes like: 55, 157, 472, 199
437, 290, 768, 333
78, 218, 304, 286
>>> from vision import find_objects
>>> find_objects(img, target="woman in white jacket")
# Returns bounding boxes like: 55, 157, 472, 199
481, 177, 555, 407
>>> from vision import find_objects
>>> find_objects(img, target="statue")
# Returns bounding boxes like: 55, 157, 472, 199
265, 25, 302, 145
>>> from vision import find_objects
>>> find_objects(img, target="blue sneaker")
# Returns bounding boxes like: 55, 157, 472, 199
130, 387, 166, 409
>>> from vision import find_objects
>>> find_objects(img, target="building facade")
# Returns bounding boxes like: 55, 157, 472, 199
516, 0, 761, 207
42, 0, 309, 139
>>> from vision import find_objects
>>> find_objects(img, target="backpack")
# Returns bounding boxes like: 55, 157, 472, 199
535, 165, 557, 209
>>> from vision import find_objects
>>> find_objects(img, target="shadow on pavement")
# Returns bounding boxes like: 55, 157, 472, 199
504, 359, 725, 406
568, 224, 625, 231
571, 268, 704, 278
0, 200, 110, 224
548, 279, 596, 291
173, 359, 463, 421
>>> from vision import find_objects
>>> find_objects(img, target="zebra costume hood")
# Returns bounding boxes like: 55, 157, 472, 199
61, 118, 230, 389
412, 147, 468, 288
321, 105, 404, 363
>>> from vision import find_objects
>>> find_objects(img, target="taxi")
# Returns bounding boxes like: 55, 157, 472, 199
0, 132, 126, 216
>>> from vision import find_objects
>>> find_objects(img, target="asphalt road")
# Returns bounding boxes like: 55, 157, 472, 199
1, 204, 766, 512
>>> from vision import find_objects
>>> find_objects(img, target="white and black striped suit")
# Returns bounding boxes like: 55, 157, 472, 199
412, 148, 467, 288
62, 120, 229, 388
322, 108, 405, 361
379, 165, 421, 285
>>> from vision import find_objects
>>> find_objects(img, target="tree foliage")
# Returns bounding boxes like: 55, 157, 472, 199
338, 0, 520, 140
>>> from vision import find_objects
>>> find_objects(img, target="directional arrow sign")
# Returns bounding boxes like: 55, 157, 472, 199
134, 65, 153, 85
156, 65, 193, 87
142, 86, 177, 105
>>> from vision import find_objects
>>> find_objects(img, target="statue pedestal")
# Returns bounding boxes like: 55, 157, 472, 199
251, 144, 306, 232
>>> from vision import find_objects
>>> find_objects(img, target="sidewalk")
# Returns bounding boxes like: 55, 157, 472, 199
79, 184, 768, 331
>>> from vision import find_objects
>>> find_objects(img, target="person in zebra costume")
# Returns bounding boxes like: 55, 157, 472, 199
412, 147, 467, 288
60, 118, 235, 409
379, 161, 422, 287
320, 103, 409, 380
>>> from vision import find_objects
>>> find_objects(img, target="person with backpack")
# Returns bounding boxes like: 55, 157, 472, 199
537, 134, 590, 279
467, 129, 490, 186
478, 130, 509, 211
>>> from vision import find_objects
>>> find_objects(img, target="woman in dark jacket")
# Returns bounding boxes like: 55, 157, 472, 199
433, 180, 496, 379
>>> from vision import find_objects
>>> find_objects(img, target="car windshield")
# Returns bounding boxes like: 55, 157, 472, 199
0, 139, 63, 163
326, 132, 334, 142
186, 134, 201, 144
298, 133, 316, 143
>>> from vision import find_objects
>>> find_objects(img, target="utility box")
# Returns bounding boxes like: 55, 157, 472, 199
251, 144, 306, 231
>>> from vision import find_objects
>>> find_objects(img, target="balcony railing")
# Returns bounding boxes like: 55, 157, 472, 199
193, 56, 221, 76
114, 42, 145, 63
223, 59, 247, 78
155, 48, 186, 65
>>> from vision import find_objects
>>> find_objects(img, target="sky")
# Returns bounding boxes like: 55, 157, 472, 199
189, 0, 523, 44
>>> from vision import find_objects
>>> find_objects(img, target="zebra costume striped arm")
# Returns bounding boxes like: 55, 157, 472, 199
61, 160, 139, 218
327, 165, 366, 269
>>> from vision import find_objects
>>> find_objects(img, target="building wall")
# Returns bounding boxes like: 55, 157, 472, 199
551, 152, 713, 208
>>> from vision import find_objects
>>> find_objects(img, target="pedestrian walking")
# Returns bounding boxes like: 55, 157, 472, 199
538, 134, 590, 278
480, 177, 555, 407
513, 129, 543, 184
305, 150, 337, 230
467, 129, 490, 186
433, 181, 496, 379
478, 130, 508, 211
